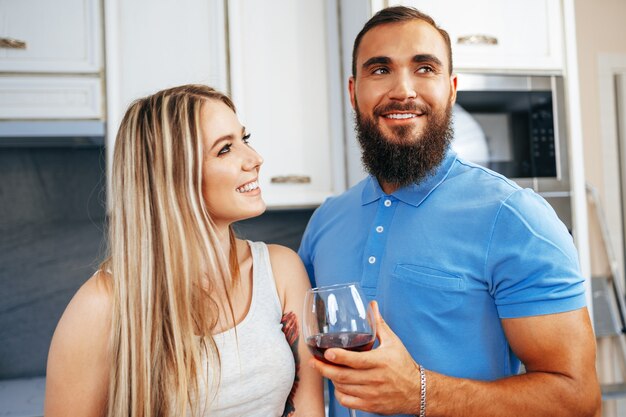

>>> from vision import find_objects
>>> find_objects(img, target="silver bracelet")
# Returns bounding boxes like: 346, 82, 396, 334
419, 365, 427, 417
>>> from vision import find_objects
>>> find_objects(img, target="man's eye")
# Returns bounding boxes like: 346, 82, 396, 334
417, 66, 434, 74
242, 133, 251, 144
218, 143, 232, 155
372, 67, 389, 75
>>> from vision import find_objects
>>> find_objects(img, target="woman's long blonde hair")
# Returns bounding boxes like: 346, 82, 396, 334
101, 85, 239, 416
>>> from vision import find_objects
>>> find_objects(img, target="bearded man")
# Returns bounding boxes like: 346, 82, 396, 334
298, 6, 600, 417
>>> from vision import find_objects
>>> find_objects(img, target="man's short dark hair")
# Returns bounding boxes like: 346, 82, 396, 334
351, 6, 453, 77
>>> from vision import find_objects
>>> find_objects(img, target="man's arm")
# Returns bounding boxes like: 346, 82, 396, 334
311, 302, 601, 417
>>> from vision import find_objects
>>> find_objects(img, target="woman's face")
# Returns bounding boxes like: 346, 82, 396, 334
201, 99, 265, 228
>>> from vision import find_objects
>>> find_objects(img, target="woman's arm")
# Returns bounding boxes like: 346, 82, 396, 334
44, 272, 112, 417
269, 244, 326, 417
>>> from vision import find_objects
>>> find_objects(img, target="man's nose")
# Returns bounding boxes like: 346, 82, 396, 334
387, 71, 417, 101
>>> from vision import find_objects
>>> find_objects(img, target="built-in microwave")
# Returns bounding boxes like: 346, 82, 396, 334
452, 73, 567, 181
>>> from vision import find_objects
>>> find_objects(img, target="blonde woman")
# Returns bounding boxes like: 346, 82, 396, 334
44, 85, 325, 417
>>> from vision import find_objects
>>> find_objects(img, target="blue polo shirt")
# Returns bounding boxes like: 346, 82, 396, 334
298, 150, 586, 417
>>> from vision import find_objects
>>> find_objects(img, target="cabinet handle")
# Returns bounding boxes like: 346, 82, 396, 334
457, 34, 498, 46
0, 37, 27, 49
270, 175, 311, 184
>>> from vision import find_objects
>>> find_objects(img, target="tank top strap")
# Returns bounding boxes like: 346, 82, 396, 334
247, 240, 283, 320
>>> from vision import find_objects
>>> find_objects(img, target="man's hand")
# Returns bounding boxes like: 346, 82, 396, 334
310, 301, 422, 415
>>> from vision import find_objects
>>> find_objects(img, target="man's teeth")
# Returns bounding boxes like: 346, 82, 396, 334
236, 181, 259, 193
385, 113, 417, 119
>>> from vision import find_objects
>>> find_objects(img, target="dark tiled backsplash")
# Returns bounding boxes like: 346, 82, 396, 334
0, 147, 107, 230
0, 146, 108, 379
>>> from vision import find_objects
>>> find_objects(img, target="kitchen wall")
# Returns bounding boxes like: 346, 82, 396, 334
575, 0, 626, 276
574, 1, 626, 414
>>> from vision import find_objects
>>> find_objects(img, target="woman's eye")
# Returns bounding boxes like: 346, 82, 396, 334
242, 133, 251, 144
218, 143, 232, 156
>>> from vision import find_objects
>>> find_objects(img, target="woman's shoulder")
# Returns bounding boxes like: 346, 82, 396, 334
266, 243, 304, 270
246, 240, 303, 271
52, 270, 113, 348
265, 243, 310, 308
74, 270, 113, 314
45, 270, 112, 415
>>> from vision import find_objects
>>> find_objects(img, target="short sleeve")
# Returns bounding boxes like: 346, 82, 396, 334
486, 189, 586, 318
297, 207, 319, 288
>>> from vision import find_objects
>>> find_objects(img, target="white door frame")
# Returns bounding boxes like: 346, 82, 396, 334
598, 53, 626, 287
597, 56, 626, 417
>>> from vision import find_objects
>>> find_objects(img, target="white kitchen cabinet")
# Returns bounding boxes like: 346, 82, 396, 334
106, 0, 338, 208
106, 0, 222, 113
104, 0, 225, 201
388, 0, 564, 73
228, 0, 336, 207
0, 0, 103, 120
0, 0, 102, 73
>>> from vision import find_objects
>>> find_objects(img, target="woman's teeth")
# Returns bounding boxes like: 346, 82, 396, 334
236, 181, 259, 193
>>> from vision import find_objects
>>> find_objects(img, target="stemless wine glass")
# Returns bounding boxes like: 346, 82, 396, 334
303, 282, 376, 417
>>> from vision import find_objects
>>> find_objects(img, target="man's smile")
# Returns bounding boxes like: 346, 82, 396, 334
382, 112, 421, 120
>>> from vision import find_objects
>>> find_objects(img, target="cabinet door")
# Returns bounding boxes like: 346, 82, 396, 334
391, 0, 563, 72
229, 0, 333, 207
0, 0, 102, 73
105, 0, 225, 189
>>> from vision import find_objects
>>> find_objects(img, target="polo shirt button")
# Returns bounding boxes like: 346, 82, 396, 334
376, 226, 384, 233
368, 256, 376, 264
384, 199, 392, 207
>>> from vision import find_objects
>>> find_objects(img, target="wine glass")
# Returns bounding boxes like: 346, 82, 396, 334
302, 282, 376, 417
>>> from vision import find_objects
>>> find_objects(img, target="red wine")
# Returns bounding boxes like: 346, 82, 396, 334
306, 332, 375, 363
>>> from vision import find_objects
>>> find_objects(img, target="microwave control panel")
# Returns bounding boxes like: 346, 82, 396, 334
455, 89, 558, 179
529, 95, 557, 177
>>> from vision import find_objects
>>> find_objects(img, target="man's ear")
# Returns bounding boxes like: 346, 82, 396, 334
348, 76, 357, 110
449, 73, 458, 105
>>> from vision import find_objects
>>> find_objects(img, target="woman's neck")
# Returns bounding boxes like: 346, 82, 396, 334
215, 224, 233, 260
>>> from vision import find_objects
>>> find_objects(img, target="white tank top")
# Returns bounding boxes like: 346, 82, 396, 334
197, 241, 296, 416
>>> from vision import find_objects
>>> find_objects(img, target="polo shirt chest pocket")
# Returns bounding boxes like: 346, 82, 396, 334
390, 264, 467, 316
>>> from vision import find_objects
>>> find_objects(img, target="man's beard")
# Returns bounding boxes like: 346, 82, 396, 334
355, 101, 454, 188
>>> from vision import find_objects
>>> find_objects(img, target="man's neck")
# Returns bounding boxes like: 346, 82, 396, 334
380, 180, 400, 195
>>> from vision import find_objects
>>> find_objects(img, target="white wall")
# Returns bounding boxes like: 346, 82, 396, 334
574, 1, 626, 414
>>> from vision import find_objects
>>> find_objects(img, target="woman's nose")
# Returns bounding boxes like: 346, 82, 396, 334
243, 147, 263, 171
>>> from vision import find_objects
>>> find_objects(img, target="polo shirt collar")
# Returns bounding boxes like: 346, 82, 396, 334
361, 148, 458, 207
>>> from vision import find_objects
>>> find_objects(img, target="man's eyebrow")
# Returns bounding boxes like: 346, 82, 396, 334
361, 54, 444, 71
412, 54, 443, 67
361, 56, 391, 70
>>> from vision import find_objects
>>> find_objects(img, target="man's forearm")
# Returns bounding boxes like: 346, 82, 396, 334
422, 369, 600, 417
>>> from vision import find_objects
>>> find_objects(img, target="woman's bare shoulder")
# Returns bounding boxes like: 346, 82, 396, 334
72, 270, 113, 316
266, 244, 306, 276
266, 244, 310, 308
50, 270, 113, 356
45, 270, 113, 415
